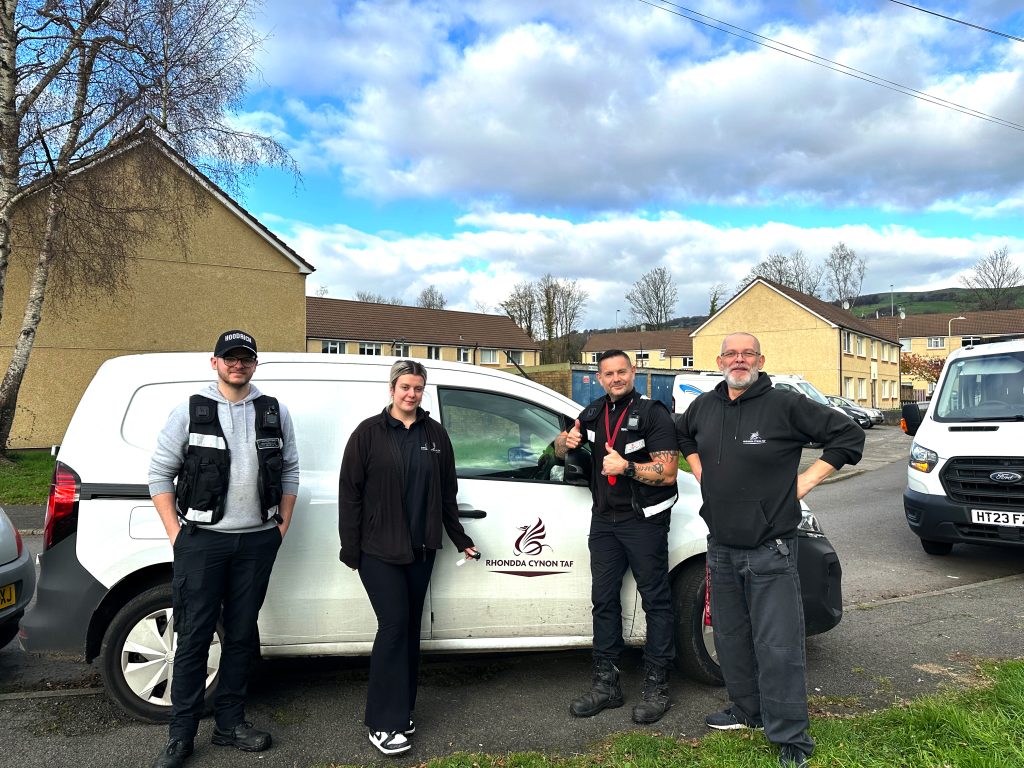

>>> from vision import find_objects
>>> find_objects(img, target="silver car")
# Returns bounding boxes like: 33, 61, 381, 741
0, 507, 36, 648
827, 395, 884, 426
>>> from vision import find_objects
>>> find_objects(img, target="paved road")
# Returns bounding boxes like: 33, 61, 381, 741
2, 426, 1022, 767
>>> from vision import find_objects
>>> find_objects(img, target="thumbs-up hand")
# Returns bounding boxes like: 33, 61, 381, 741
565, 418, 583, 449
602, 442, 627, 477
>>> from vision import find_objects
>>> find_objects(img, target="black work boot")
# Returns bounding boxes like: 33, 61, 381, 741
569, 659, 624, 717
632, 663, 671, 724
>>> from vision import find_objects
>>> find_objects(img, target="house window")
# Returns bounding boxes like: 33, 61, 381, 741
457, 347, 471, 363
358, 342, 382, 356
392, 343, 409, 357
870, 341, 877, 359
480, 348, 498, 364
681, 356, 693, 368
507, 350, 523, 365
843, 332, 853, 354
856, 336, 864, 356
927, 337, 945, 349
321, 340, 344, 354
962, 335, 982, 346
426, 345, 442, 360
900, 338, 911, 352
635, 351, 649, 363
882, 344, 889, 362
589, 352, 599, 364
857, 378, 866, 399
844, 377, 854, 399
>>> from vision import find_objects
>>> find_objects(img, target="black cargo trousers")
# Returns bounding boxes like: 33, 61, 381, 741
169, 524, 282, 742
707, 534, 814, 756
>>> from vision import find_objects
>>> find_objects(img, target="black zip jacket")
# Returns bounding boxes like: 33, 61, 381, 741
338, 407, 474, 567
676, 373, 864, 548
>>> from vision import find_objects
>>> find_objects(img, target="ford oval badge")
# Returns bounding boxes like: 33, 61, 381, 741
990, 471, 1023, 484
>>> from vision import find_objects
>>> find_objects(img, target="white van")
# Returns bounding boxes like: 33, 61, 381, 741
22, 353, 843, 721
672, 371, 848, 417
901, 339, 1024, 555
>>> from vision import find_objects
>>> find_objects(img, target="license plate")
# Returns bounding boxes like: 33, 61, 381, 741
971, 509, 1024, 527
0, 583, 15, 609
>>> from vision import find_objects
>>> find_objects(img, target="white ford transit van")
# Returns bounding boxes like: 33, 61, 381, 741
22, 353, 843, 721
901, 339, 1024, 555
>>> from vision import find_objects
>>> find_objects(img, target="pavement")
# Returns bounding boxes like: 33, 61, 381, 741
4, 426, 912, 536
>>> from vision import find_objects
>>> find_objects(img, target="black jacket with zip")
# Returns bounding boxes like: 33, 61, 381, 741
338, 407, 473, 568
676, 373, 864, 548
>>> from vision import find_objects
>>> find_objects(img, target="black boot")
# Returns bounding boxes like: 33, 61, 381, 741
632, 663, 670, 724
570, 659, 624, 717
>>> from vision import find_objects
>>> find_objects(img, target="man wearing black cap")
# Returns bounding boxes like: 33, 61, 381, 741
148, 330, 300, 768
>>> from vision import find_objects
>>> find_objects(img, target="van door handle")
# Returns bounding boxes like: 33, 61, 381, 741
459, 509, 487, 519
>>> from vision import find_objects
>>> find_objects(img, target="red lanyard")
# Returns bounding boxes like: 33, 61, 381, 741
604, 401, 630, 486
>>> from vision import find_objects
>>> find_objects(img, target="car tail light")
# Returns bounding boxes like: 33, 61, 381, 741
44, 460, 80, 550
13, 526, 23, 558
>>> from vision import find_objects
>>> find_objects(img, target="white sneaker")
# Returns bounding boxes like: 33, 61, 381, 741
403, 718, 415, 736
368, 729, 411, 756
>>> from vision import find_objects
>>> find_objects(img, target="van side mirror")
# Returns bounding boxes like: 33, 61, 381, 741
901, 402, 924, 436
564, 448, 592, 486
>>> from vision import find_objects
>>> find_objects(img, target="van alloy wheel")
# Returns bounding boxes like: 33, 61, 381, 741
100, 583, 223, 722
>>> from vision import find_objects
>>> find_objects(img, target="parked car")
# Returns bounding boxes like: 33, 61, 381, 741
826, 395, 883, 427
21, 353, 844, 721
832, 403, 871, 429
901, 339, 1024, 555
0, 506, 36, 649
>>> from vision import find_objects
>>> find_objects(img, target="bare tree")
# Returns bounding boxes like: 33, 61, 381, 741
708, 282, 727, 315
473, 300, 490, 314
500, 281, 538, 339
961, 246, 1023, 310
625, 267, 677, 329
416, 284, 447, 310
741, 250, 823, 297
314, 285, 329, 297
355, 291, 404, 305
0, 0, 294, 453
823, 242, 867, 310
554, 278, 588, 360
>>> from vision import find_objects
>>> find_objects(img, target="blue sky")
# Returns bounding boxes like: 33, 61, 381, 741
234, 0, 1024, 327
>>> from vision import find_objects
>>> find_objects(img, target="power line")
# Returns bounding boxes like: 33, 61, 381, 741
888, 1, 1024, 45
636, 0, 1024, 132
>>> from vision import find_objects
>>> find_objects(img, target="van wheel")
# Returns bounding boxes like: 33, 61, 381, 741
99, 583, 222, 723
920, 538, 953, 556
672, 560, 724, 686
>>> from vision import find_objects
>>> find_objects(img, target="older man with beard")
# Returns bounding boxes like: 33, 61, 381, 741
675, 332, 863, 768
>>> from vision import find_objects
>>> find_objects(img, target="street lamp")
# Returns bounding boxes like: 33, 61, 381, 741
890, 284, 894, 317
948, 315, 966, 340
615, 309, 620, 334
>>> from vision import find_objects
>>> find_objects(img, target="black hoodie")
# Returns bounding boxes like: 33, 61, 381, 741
676, 373, 864, 548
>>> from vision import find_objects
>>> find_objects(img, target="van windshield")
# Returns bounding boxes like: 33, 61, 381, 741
934, 351, 1024, 422
795, 381, 831, 405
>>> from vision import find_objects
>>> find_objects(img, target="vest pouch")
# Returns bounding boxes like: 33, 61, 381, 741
258, 453, 283, 518
190, 458, 226, 511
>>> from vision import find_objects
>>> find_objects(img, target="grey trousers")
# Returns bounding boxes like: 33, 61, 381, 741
708, 535, 814, 755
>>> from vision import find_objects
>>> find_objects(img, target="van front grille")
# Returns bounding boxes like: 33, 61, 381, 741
940, 457, 1024, 509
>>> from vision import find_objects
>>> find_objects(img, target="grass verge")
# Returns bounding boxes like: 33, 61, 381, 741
317, 659, 1024, 768
0, 449, 54, 504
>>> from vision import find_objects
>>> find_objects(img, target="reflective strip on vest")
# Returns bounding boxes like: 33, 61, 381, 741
188, 433, 227, 450
183, 508, 216, 523
641, 492, 677, 518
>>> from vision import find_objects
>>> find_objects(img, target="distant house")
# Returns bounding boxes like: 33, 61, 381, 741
0, 134, 313, 448
581, 329, 696, 369
864, 309, 1024, 397
306, 297, 541, 369
691, 279, 901, 409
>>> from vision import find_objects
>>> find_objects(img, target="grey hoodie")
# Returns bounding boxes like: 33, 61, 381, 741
148, 382, 300, 533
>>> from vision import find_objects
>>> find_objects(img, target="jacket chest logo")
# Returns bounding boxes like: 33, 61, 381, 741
420, 441, 441, 453
743, 431, 766, 445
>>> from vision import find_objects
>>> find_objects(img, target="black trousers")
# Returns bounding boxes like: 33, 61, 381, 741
708, 535, 814, 754
169, 526, 281, 742
358, 550, 436, 732
589, 514, 674, 669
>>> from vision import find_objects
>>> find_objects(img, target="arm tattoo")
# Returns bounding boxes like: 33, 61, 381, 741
635, 450, 678, 486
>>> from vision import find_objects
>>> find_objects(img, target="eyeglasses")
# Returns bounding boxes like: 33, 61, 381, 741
221, 355, 257, 368
720, 350, 759, 361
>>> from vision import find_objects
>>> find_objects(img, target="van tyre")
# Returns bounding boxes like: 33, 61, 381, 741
919, 538, 953, 556
99, 583, 223, 722
671, 560, 724, 686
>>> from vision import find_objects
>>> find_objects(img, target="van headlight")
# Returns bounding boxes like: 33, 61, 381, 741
909, 442, 939, 473
798, 509, 825, 536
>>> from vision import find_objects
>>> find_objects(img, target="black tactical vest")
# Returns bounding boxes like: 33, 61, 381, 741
174, 394, 285, 525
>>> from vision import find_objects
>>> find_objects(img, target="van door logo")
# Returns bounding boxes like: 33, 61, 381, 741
514, 518, 552, 556
484, 517, 574, 577
990, 471, 1022, 484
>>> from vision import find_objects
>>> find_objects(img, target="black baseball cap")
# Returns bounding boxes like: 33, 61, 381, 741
214, 330, 258, 358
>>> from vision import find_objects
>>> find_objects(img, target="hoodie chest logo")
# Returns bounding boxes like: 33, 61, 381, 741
743, 431, 766, 445
421, 441, 441, 453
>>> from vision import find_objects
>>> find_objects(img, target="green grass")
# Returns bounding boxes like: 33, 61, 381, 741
315, 660, 1024, 768
0, 449, 54, 504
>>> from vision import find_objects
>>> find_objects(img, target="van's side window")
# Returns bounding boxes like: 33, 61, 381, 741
438, 388, 565, 482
